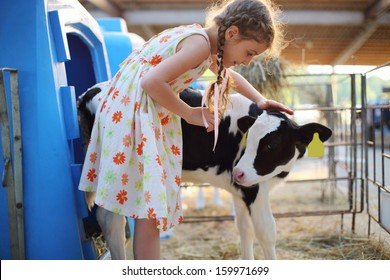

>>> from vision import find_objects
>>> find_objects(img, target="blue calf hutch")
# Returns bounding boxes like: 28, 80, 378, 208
0, 0, 141, 259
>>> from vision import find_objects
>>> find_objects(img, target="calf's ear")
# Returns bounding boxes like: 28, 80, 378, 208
237, 116, 257, 133
297, 123, 332, 145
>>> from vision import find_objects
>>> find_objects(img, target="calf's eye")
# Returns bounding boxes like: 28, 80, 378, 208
267, 143, 278, 150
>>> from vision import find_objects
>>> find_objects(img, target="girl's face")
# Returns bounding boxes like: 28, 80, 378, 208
223, 26, 268, 68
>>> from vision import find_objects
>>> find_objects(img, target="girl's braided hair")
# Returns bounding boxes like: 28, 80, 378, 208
205, 0, 285, 116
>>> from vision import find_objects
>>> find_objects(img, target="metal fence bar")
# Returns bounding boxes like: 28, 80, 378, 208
184, 210, 355, 223
363, 63, 390, 236
285, 74, 363, 222
0, 68, 25, 259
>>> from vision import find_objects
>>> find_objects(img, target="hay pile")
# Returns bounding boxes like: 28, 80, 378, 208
233, 57, 291, 102
274, 215, 390, 260
278, 234, 390, 260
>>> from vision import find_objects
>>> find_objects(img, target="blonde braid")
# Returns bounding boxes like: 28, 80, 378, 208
206, 24, 231, 118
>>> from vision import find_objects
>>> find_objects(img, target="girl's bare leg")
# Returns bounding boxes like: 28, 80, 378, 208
133, 219, 160, 260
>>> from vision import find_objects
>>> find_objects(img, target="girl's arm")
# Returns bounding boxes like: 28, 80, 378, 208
141, 34, 217, 131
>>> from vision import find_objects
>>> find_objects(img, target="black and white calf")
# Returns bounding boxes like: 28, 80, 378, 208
78, 85, 332, 260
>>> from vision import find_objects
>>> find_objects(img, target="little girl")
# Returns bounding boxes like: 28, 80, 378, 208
79, 0, 293, 259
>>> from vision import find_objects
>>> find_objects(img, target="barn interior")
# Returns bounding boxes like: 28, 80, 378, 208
79, 0, 390, 66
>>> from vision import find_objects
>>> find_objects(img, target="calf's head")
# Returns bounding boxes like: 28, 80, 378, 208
232, 111, 332, 186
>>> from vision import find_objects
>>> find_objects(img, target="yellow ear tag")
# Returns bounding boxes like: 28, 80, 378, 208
241, 131, 248, 147
308, 132, 324, 157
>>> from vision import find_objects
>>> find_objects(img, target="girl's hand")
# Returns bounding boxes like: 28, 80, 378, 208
257, 99, 294, 115
184, 107, 219, 132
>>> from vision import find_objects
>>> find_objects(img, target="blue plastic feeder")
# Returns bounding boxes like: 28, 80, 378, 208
0, 0, 139, 259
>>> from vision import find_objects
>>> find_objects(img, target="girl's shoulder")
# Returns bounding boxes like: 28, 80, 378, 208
149, 24, 208, 45
164, 24, 204, 35
173, 23, 205, 34
137, 24, 209, 58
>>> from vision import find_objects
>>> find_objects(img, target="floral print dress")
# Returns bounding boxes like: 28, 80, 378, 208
78, 24, 211, 231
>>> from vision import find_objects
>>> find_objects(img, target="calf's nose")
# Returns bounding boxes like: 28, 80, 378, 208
232, 167, 245, 183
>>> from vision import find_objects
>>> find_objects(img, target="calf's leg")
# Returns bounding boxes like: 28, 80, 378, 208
250, 184, 277, 259
96, 207, 127, 260
233, 196, 255, 260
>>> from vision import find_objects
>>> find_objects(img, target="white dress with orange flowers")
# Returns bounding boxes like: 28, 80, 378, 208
78, 24, 211, 231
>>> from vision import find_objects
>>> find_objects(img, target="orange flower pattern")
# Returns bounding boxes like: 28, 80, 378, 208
171, 145, 181, 156
149, 55, 162, 66
121, 174, 129, 186
89, 152, 97, 164
87, 168, 97, 182
112, 111, 123, 124
160, 115, 169, 126
175, 175, 181, 186
122, 134, 132, 147
78, 24, 211, 231
116, 190, 128, 205
113, 152, 126, 165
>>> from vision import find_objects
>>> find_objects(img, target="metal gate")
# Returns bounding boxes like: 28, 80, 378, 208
184, 68, 390, 237
363, 63, 390, 235
273, 73, 365, 231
